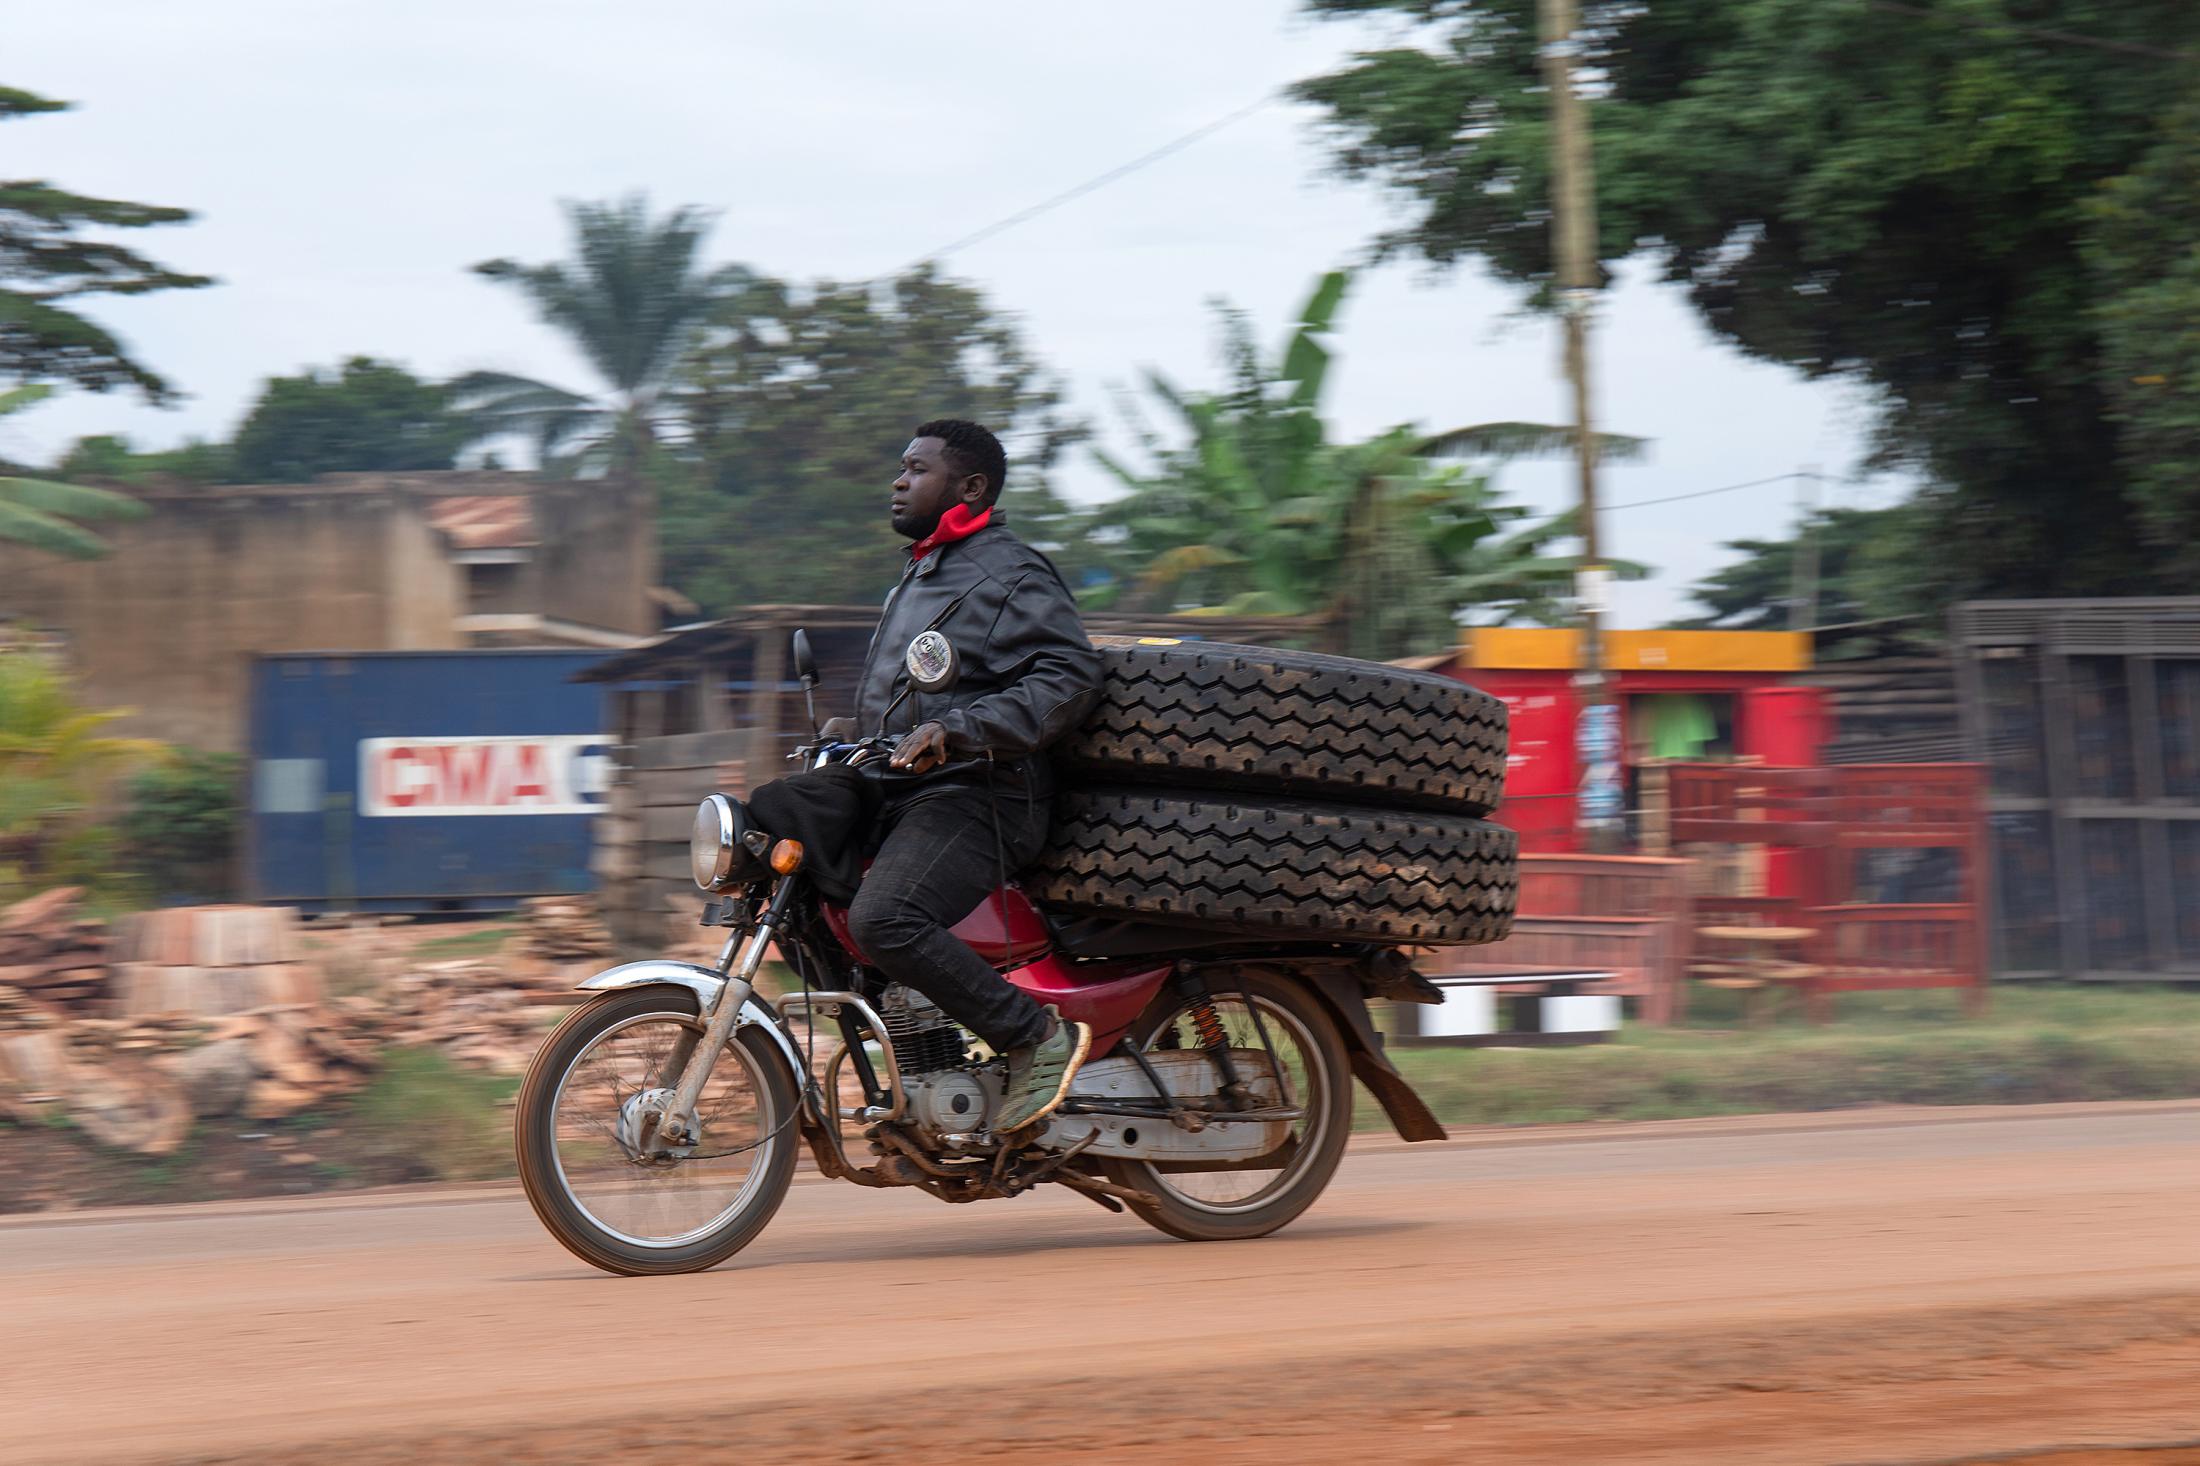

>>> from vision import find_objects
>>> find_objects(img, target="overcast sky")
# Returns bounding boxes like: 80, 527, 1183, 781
7, 0, 1909, 627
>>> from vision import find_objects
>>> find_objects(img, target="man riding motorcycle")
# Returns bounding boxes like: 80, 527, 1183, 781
781, 418, 1105, 1134
516, 418, 1511, 1275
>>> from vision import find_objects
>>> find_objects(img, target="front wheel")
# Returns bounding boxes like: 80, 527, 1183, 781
515, 987, 798, 1275
1100, 969, 1354, 1241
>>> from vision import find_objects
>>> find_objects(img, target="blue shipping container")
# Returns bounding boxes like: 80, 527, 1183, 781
248, 650, 614, 912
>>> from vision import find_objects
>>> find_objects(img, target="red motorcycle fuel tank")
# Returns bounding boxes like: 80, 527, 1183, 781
821, 885, 1049, 967
947, 884, 1053, 967
821, 885, 1168, 1056
1003, 950, 1167, 1056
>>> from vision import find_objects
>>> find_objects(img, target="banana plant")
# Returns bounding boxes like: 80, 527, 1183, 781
0, 652, 167, 891
1086, 270, 1649, 657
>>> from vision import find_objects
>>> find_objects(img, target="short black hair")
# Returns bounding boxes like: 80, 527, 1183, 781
914, 418, 1008, 504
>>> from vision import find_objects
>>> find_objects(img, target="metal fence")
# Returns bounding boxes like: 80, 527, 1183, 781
1954, 599, 2200, 981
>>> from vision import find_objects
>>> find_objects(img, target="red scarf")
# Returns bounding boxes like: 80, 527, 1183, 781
907, 502, 992, 560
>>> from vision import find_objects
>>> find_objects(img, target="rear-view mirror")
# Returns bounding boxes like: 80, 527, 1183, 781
791, 628, 818, 689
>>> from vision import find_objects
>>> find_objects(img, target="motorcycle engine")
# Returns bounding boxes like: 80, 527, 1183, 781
909, 1070, 993, 1136
877, 986, 967, 1074
876, 987, 1000, 1138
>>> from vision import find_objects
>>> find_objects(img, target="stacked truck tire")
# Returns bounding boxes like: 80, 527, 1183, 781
1025, 637, 1520, 946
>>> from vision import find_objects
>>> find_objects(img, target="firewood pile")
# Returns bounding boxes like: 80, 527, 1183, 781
0, 986, 192, 1155
169, 1006, 379, 1122
332, 958, 550, 1075
517, 896, 614, 962
0, 895, 584, 1155
0, 888, 113, 1014
0, 983, 379, 1153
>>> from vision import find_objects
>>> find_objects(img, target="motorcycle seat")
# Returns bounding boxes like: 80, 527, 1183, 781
1044, 912, 1339, 963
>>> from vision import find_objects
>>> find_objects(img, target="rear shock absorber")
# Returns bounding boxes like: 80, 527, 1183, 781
1189, 994, 1229, 1051
1172, 965, 1245, 1102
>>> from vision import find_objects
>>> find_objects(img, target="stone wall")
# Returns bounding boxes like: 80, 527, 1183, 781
524, 482, 658, 637
0, 486, 464, 751
0, 471, 652, 752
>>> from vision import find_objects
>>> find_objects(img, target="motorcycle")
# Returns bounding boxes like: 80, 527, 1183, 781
515, 628, 1449, 1275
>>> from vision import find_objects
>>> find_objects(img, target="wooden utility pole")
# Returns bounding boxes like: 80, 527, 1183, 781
1539, 0, 1621, 853
1790, 466, 1822, 633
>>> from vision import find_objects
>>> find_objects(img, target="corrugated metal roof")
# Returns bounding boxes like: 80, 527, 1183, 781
429, 495, 539, 551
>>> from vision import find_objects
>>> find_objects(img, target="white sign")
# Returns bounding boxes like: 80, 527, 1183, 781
359, 736, 609, 817
1575, 564, 1611, 615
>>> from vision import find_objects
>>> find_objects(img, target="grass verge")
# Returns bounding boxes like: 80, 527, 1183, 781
347, 1048, 522, 1181
1362, 984, 2200, 1129
0, 1048, 524, 1211
408, 924, 519, 961
10, 986, 2195, 1211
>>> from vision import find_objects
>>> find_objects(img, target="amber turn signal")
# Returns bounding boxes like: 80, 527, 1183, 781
769, 839, 805, 875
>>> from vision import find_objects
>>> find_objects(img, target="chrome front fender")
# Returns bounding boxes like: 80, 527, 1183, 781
575, 961, 807, 1085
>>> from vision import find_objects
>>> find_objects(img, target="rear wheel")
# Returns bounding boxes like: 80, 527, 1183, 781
1100, 970, 1353, 1241
515, 987, 798, 1276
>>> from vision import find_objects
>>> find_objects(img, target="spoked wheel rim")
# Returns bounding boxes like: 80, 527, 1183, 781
1128, 992, 1335, 1215
548, 1011, 781, 1250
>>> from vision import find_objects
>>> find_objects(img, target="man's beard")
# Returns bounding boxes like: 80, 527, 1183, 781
890, 508, 939, 541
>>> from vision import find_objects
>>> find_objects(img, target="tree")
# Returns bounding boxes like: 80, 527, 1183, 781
0, 86, 212, 402
1684, 502, 1939, 647
1293, 0, 2200, 605
121, 748, 241, 903
0, 386, 148, 557
456, 196, 752, 477
54, 359, 471, 488
228, 357, 471, 483
1087, 271, 1643, 658
51, 433, 230, 488
2087, 90, 2200, 576
662, 266, 1084, 613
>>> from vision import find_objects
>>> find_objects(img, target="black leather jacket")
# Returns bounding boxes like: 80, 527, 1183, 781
850, 520, 1104, 787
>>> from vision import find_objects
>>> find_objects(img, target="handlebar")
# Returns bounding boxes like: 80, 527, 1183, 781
793, 734, 901, 768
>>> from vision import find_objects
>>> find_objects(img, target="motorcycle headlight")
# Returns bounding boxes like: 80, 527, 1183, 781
691, 794, 741, 891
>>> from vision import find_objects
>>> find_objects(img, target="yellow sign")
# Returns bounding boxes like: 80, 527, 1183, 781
1457, 627, 1810, 673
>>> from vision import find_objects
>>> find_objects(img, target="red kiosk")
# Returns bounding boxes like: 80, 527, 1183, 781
1426, 627, 1828, 854
1411, 629, 1989, 1023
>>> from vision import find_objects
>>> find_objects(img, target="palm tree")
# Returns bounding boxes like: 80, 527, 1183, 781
455, 195, 752, 477
1087, 271, 1647, 658
0, 386, 149, 558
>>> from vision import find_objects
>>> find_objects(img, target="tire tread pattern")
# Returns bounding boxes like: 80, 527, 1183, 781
1026, 787, 1518, 947
1054, 638, 1507, 817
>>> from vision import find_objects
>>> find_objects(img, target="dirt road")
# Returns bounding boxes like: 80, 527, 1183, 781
6, 1102, 2199, 1465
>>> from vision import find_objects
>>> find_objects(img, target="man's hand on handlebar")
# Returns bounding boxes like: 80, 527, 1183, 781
888, 721, 951, 774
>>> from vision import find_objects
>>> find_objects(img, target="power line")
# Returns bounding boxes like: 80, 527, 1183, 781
902, 95, 1278, 273
1605, 471, 1815, 512
1860, 1, 2197, 62
883, 11, 2185, 277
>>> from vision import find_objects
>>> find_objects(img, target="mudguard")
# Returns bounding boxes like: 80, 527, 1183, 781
575, 961, 807, 1083
1295, 966, 1448, 1144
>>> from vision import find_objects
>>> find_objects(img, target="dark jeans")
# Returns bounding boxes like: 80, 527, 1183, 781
845, 778, 1052, 1053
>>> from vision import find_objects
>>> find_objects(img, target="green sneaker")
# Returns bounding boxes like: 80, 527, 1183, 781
993, 1007, 1091, 1134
